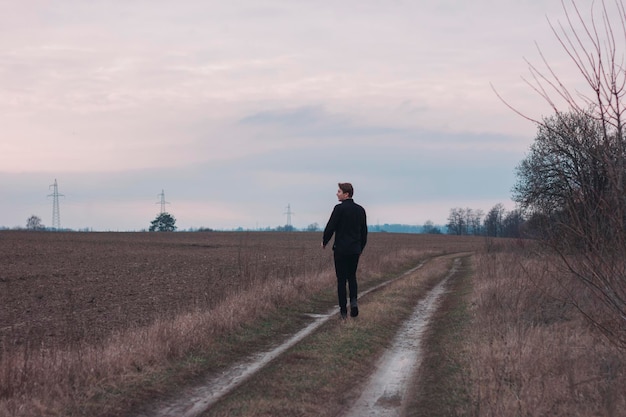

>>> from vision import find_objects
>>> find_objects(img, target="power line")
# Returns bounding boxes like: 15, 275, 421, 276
47, 179, 64, 230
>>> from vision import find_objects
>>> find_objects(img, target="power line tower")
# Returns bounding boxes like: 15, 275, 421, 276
47, 179, 64, 230
156, 189, 170, 214
284, 203, 294, 229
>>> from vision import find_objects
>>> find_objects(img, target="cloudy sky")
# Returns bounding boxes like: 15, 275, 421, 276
0, 0, 598, 231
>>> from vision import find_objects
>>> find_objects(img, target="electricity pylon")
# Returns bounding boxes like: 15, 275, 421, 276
284, 203, 294, 228
47, 179, 64, 230
156, 189, 170, 214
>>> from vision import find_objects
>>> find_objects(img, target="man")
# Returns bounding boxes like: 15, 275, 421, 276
322, 182, 368, 319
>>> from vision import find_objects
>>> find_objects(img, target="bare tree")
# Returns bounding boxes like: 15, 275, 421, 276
513, 111, 610, 244
467, 208, 484, 236
447, 207, 467, 235
502, 209, 525, 238
502, 0, 626, 347
447, 207, 483, 235
484, 203, 505, 237
26, 215, 44, 230
422, 220, 442, 234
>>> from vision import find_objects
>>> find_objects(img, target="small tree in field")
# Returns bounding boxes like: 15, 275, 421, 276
149, 212, 177, 232
26, 215, 44, 230
422, 220, 442, 234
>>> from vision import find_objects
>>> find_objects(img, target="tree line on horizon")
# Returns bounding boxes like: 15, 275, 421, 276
18, 209, 514, 236
445, 204, 524, 238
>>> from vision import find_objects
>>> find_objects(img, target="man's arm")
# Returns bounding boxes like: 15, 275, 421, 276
322, 205, 340, 248
360, 209, 368, 251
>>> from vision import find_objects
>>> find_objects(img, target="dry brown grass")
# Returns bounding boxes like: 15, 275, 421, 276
406, 255, 474, 417
1, 269, 335, 416
202, 255, 459, 417
0, 232, 479, 416
464, 243, 626, 417
4, 233, 623, 416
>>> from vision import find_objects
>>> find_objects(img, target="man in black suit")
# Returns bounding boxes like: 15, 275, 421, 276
322, 183, 368, 319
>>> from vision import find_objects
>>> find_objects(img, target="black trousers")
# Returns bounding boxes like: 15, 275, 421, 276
334, 252, 360, 311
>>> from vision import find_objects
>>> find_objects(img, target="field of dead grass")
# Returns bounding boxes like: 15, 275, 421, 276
434, 240, 626, 417
0, 231, 476, 416
200, 254, 464, 417
4, 231, 620, 417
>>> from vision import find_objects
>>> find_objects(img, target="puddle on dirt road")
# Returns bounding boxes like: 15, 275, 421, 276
343, 258, 460, 417
137, 261, 431, 417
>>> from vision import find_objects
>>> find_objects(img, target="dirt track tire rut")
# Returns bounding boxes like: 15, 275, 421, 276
137, 254, 466, 417
343, 257, 461, 417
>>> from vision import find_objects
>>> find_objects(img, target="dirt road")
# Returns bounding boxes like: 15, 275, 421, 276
343, 258, 460, 417
138, 257, 461, 417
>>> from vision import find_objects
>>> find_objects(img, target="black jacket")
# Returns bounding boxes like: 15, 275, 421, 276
323, 199, 368, 255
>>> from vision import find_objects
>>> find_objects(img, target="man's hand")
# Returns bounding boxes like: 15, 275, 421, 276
321, 242, 326, 249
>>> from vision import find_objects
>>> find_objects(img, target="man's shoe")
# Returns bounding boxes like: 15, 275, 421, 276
340, 308, 348, 320
350, 306, 359, 317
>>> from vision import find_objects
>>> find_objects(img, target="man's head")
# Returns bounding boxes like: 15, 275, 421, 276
337, 182, 354, 201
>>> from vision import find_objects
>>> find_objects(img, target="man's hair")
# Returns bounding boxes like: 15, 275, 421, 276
338, 182, 354, 197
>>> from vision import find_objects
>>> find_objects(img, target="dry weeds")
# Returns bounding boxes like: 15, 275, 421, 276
202, 255, 458, 417
1, 232, 476, 416
3, 233, 623, 416
465, 243, 626, 417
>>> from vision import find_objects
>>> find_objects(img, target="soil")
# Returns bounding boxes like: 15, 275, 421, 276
0, 231, 329, 350
1, 230, 473, 351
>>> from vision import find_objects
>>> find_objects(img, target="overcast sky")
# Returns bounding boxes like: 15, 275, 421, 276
0, 1, 601, 231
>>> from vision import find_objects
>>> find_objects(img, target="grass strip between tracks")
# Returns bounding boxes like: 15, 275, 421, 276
75, 256, 432, 416
200, 254, 467, 417
405, 255, 474, 416
74, 254, 469, 417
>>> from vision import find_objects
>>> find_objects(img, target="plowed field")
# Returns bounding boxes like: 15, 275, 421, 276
0, 231, 476, 353
1, 231, 326, 350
